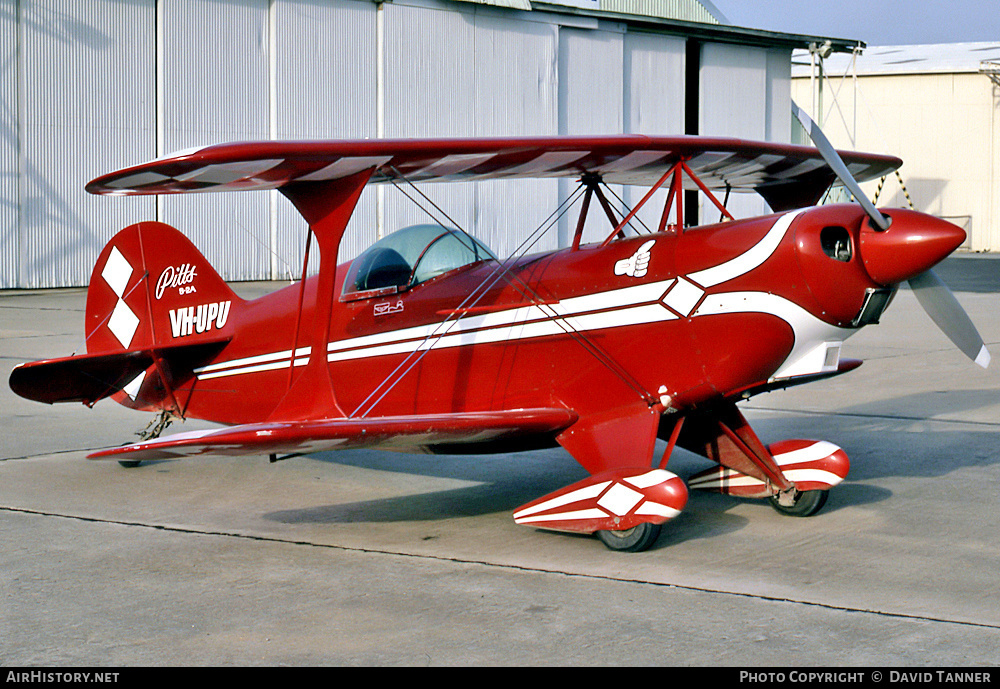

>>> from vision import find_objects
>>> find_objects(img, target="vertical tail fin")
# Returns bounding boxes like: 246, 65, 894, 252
11, 222, 238, 411
82, 221, 239, 412
86, 221, 240, 354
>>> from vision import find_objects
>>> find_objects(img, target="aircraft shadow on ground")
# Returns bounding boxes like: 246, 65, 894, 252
261, 463, 760, 551
260, 441, 886, 550
262, 389, 996, 545
265, 447, 585, 525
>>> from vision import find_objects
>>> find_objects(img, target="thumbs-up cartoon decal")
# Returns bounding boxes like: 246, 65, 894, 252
614, 240, 656, 278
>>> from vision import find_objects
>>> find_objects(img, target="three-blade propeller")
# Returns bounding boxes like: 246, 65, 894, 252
792, 101, 990, 369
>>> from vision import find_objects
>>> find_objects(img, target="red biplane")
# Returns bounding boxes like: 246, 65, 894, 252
10, 105, 989, 551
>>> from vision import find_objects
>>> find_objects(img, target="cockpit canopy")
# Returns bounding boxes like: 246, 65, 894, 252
342, 224, 495, 299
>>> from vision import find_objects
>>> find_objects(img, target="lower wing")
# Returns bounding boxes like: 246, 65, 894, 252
87, 407, 579, 461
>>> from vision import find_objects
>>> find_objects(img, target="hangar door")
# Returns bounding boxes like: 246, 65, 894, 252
698, 42, 792, 221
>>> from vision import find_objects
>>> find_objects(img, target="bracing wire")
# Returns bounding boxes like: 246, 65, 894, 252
602, 183, 655, 236
351, 180, 588, 418
351, 173, 657, 418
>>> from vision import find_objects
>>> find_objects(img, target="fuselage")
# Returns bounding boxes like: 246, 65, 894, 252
178, 202, 957, 427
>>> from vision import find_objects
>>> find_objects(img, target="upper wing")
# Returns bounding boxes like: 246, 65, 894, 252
86, 407, 578, 462
86, 136, 901, 211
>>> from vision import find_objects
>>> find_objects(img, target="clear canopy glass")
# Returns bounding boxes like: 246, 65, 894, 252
342, 224, 495, 298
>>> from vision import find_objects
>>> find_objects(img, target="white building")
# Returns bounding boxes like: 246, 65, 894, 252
2, 0, 860, 288
791, 42, 1000, 253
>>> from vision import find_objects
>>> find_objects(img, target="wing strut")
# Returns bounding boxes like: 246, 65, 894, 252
267, 167, 375, 421
287, 228, 313, 391
597, 159, 735, 247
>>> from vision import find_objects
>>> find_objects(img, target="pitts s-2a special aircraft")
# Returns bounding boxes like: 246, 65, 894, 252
10, 105, 991, 551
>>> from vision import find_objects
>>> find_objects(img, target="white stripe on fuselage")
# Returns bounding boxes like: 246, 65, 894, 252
326, 276, 677, 355
195, 280, 680, 378
325, 285, 678, 362
194, 347, 311, 380
687, 209, 804, 287
694, 292, 854, 379
195, 209, 848, 381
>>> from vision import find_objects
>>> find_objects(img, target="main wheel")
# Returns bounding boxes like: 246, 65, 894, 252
118, 460, 142, 468
769, 489, 828, 517
596, 523, 661, 552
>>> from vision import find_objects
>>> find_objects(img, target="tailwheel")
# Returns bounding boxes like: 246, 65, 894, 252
768, 489, 829, 517
596, 523, 662, 552
117, 439, 142, 468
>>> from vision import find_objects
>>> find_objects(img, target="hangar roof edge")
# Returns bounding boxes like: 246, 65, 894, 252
533, 2, 865, 53
441, 0, 864, 53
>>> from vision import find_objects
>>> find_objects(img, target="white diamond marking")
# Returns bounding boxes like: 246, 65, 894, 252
661, 277, 704, 317
108, 299, 140, 348
597, 482, 644, 517
123, 370, 146, 400
102, 246, 133, 298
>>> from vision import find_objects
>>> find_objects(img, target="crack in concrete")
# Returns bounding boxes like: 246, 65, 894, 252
4, 503, 999, 633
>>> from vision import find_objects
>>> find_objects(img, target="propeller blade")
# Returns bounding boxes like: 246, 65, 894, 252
908, 269, 990, 368
791, 101, 891, 231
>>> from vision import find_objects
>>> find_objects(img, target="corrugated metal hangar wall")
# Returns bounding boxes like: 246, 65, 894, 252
0, 0, 794, 289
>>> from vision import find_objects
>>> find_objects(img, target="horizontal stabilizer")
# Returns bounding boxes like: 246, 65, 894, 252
11, 351, 153, 405
10, 338, 229, 406
87, 407, 579, 462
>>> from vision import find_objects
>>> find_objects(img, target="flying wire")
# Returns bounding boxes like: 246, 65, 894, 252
350, 180, 587, 418
351, 173, 656, 418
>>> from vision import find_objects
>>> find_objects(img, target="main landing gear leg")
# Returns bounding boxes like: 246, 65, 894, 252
595, 412, 687, 552
514, 404, 688, 553
682, 403, 849, 515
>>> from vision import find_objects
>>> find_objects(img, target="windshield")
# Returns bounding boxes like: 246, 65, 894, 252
342, 224, 494, 298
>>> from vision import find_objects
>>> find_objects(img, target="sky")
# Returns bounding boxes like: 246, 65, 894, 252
713, 1, 1000, 46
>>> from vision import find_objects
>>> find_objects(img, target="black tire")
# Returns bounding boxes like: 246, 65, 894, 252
596, 523, 662, 552
769, 489, 828, 517
118, 460, 142, 469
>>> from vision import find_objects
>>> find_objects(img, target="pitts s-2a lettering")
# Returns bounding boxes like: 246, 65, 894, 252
156, 262, 198, 299
9, 104, 990, 552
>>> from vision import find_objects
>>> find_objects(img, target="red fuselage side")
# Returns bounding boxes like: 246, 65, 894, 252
177, 203, 922, 427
